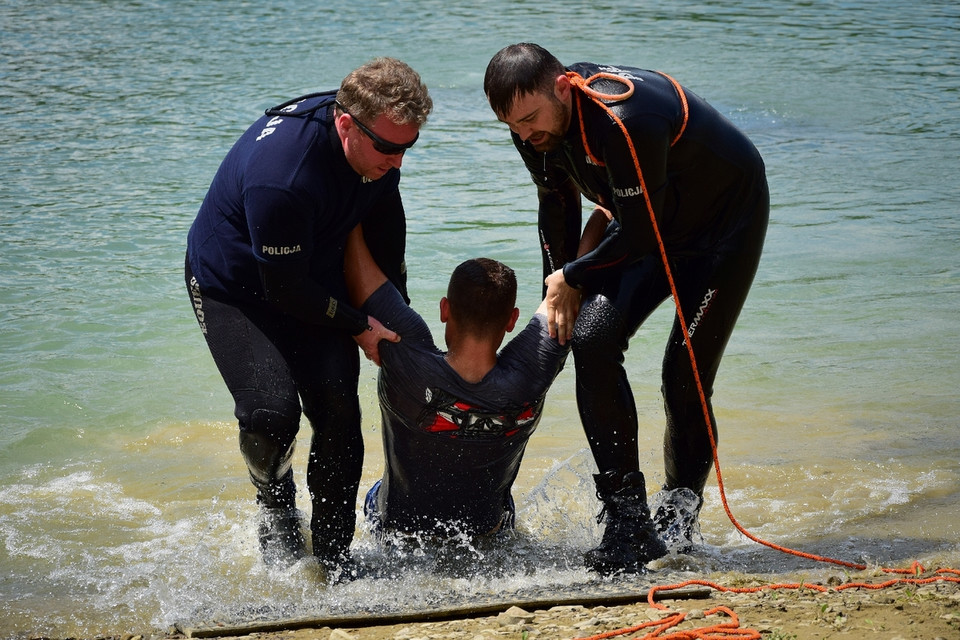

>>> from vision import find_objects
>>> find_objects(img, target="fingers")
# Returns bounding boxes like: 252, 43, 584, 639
354, 317, 400, 366
552, 309, 575, 345
546, 305, 559, 340
547, 305, 570, 344
368, 317, 400, 344
544, 270, 580, 346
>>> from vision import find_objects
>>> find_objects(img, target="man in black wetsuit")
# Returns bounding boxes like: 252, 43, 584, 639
484, 43, 769, 574
343, 225, 569, 540
185, 58, 432, 572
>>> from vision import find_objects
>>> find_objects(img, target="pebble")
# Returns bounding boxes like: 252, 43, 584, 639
496, 605, 535, 626
571, 617, 600, 630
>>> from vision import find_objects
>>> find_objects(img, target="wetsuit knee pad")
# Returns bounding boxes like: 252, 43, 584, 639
236, 402, 301, 486
573, 295, 627, 354
235, 391, 301, 438
239, 426, 296, 488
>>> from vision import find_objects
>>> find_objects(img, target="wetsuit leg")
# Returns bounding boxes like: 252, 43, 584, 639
661, 199, 768, 496
572, 257, 671, 477
285, 330, 363, 566
186, 264, 303, 507
186, 260, 364, 565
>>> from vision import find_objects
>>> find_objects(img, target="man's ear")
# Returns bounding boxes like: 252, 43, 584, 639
554, 73, 571, 102
439, 296, 450, 324
505, 307, 520, 333
334, 110, 351, 138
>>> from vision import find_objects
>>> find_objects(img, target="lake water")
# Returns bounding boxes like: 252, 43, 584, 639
1, 1, 959, 637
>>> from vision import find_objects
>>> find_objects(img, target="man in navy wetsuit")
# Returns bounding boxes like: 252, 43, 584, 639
185, 58, 432, 572
343, 225, 569, 540
484, 43, 769, 574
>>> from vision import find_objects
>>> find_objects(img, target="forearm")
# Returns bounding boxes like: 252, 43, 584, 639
344, 224, 389, 307
577, 206, 613, 257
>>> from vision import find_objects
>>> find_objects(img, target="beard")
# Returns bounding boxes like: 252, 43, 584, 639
528, 99, 571, 153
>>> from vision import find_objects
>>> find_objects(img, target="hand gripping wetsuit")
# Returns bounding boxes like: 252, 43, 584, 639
512, 63, 769, 497
359, 282, 568, 537
185, 91, 408, 562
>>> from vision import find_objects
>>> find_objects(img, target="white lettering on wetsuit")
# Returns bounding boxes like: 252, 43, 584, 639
613, 185, 643, 198
686, 288, 717, 341
261, 244, 302, 256
255, 115, 285, 142
188, 276, 207, 334
255, 99, 306, 141
596, 64, 644, 83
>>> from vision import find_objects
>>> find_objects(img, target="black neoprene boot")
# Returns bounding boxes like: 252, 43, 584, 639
310, 507, 359, 582
584, 470, 668, 575
651, 487, 703, 554
240, 431, 306, 567
254, 471, 306, 567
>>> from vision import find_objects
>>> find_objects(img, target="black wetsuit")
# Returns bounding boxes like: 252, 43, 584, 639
512, 62, 769, 495
185, 92, 407, 562
359, 282, 568, 537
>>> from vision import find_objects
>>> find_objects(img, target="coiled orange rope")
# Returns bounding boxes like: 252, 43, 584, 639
565, 71, 960, 639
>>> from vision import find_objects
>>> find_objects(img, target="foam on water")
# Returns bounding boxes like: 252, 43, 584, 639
3, 435, 958, 638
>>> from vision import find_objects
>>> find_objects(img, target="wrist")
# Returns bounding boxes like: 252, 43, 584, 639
561, 262, 583, 289
346, 310, 372, 336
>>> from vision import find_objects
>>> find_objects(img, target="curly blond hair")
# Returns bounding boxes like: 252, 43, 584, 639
337, 57, 433, 126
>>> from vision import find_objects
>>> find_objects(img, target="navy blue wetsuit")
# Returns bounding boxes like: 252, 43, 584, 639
185, 91, 408, 562
512, 63, 769, 496
359, 282, 568, 537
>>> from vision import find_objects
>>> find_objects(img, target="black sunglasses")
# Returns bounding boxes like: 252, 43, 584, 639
335, 101, 418, 155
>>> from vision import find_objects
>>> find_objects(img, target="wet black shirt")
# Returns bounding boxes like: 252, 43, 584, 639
362, 282, 568, 536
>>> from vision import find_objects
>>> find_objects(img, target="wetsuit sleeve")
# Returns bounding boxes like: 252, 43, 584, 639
561, 115, 672, 289
259, 261, 369, 335
498, 313, 570, 391
360, 281, 436, 356
513, 133, 583, 290
246, 185, 369, 334
536, 178, 583, 288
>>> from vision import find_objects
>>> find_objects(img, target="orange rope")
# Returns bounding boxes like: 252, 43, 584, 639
571, 571, 960, 640
574, 607, 759, 640
656, 71, 689, 146
564, 70, 960, 639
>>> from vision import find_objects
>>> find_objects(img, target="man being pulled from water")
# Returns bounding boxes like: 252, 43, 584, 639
343, 225, 569, 543
185, 58, 432, 573
484, 44, 769, 574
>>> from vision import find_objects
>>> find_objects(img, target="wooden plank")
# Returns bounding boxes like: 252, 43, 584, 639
178, 586, 713, 638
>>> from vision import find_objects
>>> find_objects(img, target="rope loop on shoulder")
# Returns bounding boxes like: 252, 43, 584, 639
565, 71, 634, 102
566, 72, 634, 168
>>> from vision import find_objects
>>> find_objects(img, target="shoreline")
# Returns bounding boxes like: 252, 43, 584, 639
162, 571, 960, 640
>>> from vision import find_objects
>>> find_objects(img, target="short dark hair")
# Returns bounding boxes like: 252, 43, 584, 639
446, 258, 517, 339
484, 43, 566, 118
